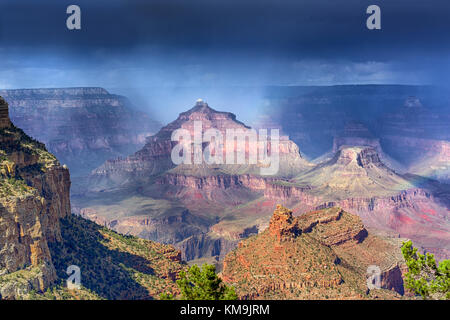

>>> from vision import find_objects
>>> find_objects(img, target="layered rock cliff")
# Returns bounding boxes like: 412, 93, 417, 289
222, 205, 406, 299
0, 87, 161, 177
0, 96, 71, 299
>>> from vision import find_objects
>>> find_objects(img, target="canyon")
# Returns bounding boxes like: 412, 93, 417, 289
1, 85, 449, 299
0, 87, 161, 177
74, 94, 449, 265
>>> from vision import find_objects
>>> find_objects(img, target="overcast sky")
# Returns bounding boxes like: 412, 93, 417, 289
0, 0, 449, 121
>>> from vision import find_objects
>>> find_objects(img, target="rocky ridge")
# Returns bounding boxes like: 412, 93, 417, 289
266, 146, 450, 260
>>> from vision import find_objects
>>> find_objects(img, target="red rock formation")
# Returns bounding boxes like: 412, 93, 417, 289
90, 100, 310, 188
222, 206, 406, 300
268, 205, 302, 241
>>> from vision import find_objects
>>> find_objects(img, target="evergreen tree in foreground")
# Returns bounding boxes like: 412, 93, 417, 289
161, 263, 237, 300
401, 240, 449, 300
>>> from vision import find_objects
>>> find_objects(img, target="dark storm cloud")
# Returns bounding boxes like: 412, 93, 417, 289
0, 0, 449, 121
1, 0, 450, 58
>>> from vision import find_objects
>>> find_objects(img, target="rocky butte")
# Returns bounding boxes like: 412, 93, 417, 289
314, 121, 404, 173
269, 145, 450, 260
89, 99, 310, 186
222, 205, 406, 300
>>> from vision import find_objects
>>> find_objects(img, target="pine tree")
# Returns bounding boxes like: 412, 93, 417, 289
401, 240, 449, 300
161, 263, 237, 300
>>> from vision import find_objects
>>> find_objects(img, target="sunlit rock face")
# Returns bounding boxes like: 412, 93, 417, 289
0, 95, 71, 299
89, 100, 311, 189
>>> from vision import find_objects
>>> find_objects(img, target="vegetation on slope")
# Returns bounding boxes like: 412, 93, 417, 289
0, 124, 58, 168
161, 263, 237, 300
0, 124, 58, 198
47, 214, 186, 300
401, 240, 449, 300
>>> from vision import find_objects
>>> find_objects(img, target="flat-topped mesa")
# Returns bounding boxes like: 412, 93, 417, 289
0, 87, 109, 99
332, 146, 385, 169
0, 96, 11, 129
268, 205, 301, 241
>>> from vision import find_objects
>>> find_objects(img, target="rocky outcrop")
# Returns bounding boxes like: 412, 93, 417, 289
1, 87, 161, 177
89, 100, 310, 189
0, 96, 71, 299
222, 205, 406, 299
268, 205, 302, 241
